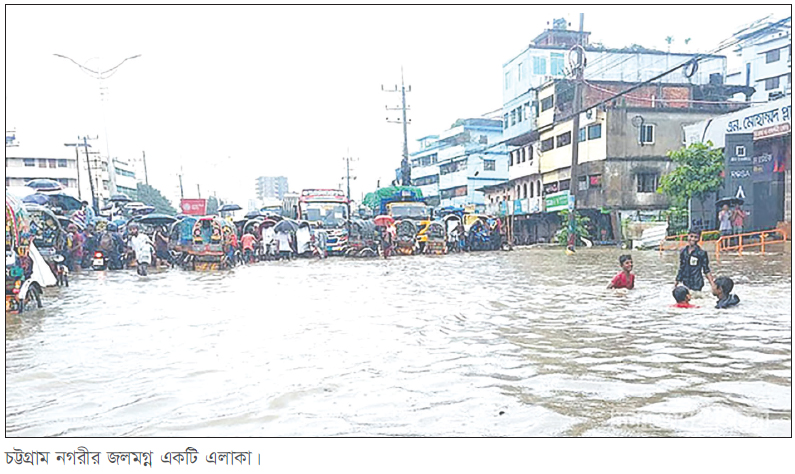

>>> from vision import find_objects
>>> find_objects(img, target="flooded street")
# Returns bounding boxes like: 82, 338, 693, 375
6, 247, 791, 437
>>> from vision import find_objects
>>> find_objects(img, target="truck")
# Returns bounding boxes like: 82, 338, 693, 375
363, 186, 432, 254
297, 189, 350, 255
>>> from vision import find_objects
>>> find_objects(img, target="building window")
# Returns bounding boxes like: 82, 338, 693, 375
517, 105, 523, 123
414, 174, 439, 186
503, 113, 509, 129
24, 158, 35, 167
736, 145, 746, 157
636, 173, 659, 193
540, 95, 554, 112
510, 109, 516, 126
526, 145, 533, 163
38, 159, 47, 168
57, 159, 67, 167
5, 177, 11, 187
529, 183, 534, 198
533, 56, 546, 75
483, 159, 495, 171
537, 181, 541, 196
556, 131, 572, 148
48, 159, 57, 168
550, 53, 565, 77
523, 183, 528, 198
440, 185, 468, 199
578, 176, 588, 191
517, 62, 523, 82
504, 71, 511, 89
589, 174, 602, 188
766, 48, 780, 63
544, 182, 559, 194
479, 135, 488, 145
540, 137, 555, 152
765, 76, 780, 90
639, 124, 655, 144
559, 179, 570, 191
588, 123, 602, 140
58, 178, 70, 186
578, 127, 586, 142
524, 102, 532, 120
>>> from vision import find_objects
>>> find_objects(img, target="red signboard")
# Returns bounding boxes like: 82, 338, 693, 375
180, 198, 206, 215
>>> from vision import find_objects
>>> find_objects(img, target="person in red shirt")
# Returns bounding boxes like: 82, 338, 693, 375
671, 285, 698, 308
607, 254, 635, 289
240, 231, 256, 264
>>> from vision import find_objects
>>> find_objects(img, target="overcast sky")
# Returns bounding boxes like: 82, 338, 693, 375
6, 4, 791, 207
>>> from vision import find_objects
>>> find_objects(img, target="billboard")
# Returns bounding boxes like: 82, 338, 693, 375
180, 198, 206, 215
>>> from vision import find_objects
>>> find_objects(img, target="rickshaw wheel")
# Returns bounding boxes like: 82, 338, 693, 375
19, 285, 42, 313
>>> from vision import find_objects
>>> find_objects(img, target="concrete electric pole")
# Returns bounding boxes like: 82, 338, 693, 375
383, 67, 412, 186
567, 13, 586, 254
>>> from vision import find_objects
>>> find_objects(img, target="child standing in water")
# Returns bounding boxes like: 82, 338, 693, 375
607, 254, 635, 289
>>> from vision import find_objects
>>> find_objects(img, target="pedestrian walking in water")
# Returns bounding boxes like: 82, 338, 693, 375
675, 229, 715, 294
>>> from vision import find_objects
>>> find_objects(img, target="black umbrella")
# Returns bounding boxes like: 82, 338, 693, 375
244, 210, 262, 219
218, 203, 242, 212
109, 193, 132, 203
37, 191, 83, 211
25, 178, 64, 191
22, 194, 50, 206
715, 197, 744, 207
274, 218, 299, 233
137, 213, 177, 227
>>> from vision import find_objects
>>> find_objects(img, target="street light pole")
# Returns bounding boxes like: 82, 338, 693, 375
54, 53, 141, 196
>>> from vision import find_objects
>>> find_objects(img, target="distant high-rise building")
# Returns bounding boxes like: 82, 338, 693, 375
255, 176, 289, 201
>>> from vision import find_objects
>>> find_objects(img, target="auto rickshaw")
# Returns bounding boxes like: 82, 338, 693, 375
394, 219, 419, 255
344, 218, 378, 257
424, 221, 447, 255
188, 216, 226, 270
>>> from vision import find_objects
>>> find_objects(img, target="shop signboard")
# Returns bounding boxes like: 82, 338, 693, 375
180, 198, 207, 216
544, 191, 570, 212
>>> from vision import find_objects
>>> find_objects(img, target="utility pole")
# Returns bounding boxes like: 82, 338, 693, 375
383, 67, 412, 185
197, 184, 201, 199
342, 155, 358, 202
567, 13, 586, 254
177, 169, 184, 199
141, 151, 149, 185
66, 136, 100, 214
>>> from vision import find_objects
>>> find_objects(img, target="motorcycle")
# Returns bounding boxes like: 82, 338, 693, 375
91, 250, 109, 270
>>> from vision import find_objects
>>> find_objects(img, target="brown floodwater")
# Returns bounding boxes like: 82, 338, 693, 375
5, 246, 791, 436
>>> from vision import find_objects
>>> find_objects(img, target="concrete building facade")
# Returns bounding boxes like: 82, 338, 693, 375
255, 176, 289, 201
726, 16, 792, 102
408, 118, 507, 210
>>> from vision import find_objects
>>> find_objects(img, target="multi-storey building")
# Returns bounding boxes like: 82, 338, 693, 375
726, 16, 791, 102
5, 131, 81, 196
407, 118, 507, 209
255, 176, 289, 201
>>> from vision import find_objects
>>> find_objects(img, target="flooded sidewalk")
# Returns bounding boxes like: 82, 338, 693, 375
5, 247, 791, 436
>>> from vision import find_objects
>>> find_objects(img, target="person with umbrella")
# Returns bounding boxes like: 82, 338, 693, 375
718, 203, 733, 239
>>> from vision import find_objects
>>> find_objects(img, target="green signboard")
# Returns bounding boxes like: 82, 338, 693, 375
544, 191, 570, 212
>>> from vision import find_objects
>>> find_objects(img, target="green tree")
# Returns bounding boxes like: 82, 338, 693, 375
555, 210, 591, 246
136, 183, 177, 215
206, 195, 219, 215
658, 141, 724, 210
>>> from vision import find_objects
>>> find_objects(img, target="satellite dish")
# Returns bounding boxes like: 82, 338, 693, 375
631, 115, 644, 128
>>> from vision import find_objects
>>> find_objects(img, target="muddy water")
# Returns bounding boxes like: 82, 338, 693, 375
5, 247, 791, 436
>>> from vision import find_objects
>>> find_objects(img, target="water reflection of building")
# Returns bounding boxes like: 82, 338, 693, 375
684, 95, 791, 234
408, 118, 507, 210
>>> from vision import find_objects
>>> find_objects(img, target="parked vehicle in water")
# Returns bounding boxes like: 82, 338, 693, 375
345, 218, 379, 258
6, 195, 55, 313
424, 221, 447, 254
186, 216, 228, 270
91, 250, 109, 270
298, 189, 350, 255
24, 203, 68, 276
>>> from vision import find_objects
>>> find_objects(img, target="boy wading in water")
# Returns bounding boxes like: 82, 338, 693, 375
712, 276, 740, 309
607, 254, 635, 289
671, 286, 698, 308
675, 229, 715, 294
